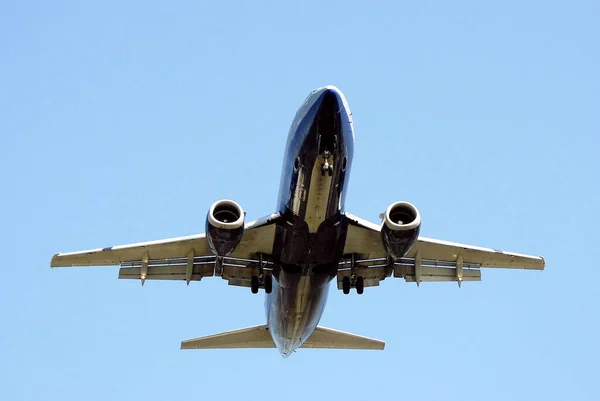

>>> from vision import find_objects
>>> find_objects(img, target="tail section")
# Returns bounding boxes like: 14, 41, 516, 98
181, 325, 275, 349
302, 326, 385, 350
181, 325, 384, 351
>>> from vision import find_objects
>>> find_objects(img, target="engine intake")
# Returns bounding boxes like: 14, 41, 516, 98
206, 199, 245, 256
381, 201, 421, 259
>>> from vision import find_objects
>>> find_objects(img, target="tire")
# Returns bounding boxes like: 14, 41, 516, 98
251, 275, 259, 294
264, 275, 273, 294
356, 276, 364, 295
342, 276, 350, 295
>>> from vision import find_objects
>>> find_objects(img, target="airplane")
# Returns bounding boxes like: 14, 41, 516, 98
51, 85, 545, 357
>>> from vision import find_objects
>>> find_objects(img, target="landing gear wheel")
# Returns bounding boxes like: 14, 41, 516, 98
342, 276, 351, 295
356, 276, 364, 295
321, 164, 334, 177
264, 274, 272, 294
250, 275, 259, 294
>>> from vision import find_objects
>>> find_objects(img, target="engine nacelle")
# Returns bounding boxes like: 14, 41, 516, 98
381, 201, 421, 259
205, 199, 245, 257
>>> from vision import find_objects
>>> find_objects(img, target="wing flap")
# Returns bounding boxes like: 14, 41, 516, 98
400, 266, 481, 282
336, 263, 481, 289
301, 326, 385, 350
117, 265, 214, 281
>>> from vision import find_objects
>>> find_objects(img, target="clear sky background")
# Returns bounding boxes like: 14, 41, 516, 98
1, 1, 598, 400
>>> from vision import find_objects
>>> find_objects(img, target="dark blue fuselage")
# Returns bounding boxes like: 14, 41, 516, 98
265, 86, 355, 357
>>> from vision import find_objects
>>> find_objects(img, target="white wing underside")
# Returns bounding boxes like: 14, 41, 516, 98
51, 214, 280, 288
340, 213, 545, 289
50, 211, 544, 290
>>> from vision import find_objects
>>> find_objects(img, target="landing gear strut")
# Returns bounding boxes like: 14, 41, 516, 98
250, 254, 272, 294
321, 151, 333, 177
342, 254, 365, 295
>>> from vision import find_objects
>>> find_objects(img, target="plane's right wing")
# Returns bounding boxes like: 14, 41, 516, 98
339, 213, 544, 289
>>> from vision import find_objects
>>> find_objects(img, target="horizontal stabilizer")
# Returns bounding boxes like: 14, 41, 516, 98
180, 325, 385, 351
302, 326, 385, 350
181, 325, 275, 349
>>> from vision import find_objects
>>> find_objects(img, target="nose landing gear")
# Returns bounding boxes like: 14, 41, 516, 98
321, 151, 333, 177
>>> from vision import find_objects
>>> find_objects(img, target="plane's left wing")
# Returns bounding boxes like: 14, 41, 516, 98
339, 213, 544, 289
51, 214, 280, 287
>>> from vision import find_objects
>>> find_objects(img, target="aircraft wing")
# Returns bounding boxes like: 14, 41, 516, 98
51, 213, 280, 288
339, 213, 545, 289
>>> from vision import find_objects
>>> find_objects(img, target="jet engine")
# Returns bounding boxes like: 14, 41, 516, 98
205, 199, 245, 256
381, 201, 421, 259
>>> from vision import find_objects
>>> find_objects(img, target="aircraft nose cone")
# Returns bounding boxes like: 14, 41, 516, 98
313, 85, 342, 96
307, 85, 343, 110
316, 86, 342, 106
311, 86, 343, 155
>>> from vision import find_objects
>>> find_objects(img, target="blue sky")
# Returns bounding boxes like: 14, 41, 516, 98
1, 1, 598, 400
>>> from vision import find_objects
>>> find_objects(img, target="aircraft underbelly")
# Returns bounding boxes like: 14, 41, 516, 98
267, 271, 330, 356
267, 86, 355, 356
304, 155, 334, 232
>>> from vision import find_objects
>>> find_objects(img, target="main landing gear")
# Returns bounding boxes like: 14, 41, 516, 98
250, 254, 272, 294
342, 275, 364, 295
342, 254, 365, 295
250, 274, 272, 294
